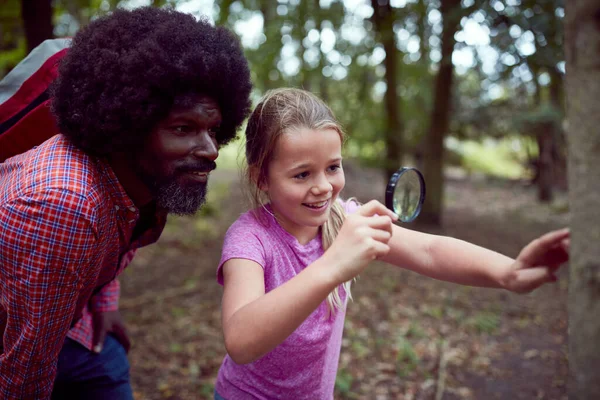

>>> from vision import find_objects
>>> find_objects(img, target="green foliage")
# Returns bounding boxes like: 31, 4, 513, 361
334, 367, 354, 395
395, 336, 419, 377
2, 0, 566, 185
199, 382, 215, 399
466, 312, 500, 334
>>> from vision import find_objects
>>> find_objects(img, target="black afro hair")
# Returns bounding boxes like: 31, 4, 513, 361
51, 6, 252, 156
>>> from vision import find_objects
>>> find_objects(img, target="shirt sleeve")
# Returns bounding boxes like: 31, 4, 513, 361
341, 197, 361, 215
216, 215, 267, 285
0, 188, 99, 399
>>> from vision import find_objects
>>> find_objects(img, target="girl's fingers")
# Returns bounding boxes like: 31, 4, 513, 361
519, 228, 570, 265
358, 200, 398, 221
365, 227, 392, 243
372, 240, 391, 259
366, 215, 394, 235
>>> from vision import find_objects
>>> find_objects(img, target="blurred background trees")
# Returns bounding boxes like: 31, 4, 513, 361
2, 0, 568, 224
4, 2, 599, 398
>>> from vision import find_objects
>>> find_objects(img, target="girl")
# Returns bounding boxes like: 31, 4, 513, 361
215, 88, 569, 400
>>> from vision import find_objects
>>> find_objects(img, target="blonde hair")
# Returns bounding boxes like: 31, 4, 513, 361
244, 88, 352, 313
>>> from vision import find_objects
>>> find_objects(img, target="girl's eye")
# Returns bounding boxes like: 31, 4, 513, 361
328, 164, 341, 172
294, 171, 309, 179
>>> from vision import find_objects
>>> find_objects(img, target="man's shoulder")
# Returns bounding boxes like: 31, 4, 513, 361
4, 135, 105, 203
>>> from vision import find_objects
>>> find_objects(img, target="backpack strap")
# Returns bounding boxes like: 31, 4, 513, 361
0, 38, 71, 162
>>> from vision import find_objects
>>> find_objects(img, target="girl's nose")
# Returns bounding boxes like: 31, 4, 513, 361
191, 131, 218, 161
310, 175, 333, 195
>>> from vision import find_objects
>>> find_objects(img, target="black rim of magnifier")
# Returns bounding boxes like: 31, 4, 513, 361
385, 167, 426, 222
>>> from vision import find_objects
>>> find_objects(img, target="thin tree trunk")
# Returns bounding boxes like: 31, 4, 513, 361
21, 0, 54, 52
565, 1, 600, 398
215, 0, 234, 27
371, 0, 403, 179
549, 67, 568, 192
260, 3, 279, 92
536, 127, 554, 202
419, 0, 461, 226
315, 0, 328, 102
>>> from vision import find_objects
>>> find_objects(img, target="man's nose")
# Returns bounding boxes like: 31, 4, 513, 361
191, 131, 218, 161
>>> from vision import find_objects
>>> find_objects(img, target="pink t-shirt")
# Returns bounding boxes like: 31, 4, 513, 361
215, 200, 359, 399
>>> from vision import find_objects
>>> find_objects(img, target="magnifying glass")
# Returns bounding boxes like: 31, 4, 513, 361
385, 167, 426, 223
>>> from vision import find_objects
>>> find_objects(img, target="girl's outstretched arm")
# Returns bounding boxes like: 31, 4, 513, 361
381, 224, 569, 293
221, 201, 396, 364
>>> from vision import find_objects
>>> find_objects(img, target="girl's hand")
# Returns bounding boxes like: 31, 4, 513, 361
322, 200, 398, 284
503, 228, 570, 293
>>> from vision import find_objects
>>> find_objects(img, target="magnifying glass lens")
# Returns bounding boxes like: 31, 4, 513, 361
385, 167, 425, 223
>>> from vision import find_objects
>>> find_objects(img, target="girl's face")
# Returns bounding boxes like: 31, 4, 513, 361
263, 127, 345, 244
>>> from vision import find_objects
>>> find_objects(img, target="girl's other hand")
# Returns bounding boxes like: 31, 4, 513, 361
503, 228, 570, 293
322, 200, 398, 284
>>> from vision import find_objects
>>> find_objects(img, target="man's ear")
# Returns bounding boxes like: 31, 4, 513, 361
249, 166, 268, 192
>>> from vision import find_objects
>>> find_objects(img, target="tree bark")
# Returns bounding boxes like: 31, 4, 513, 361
419, 0, 461, 226
565, 1, 600, 398
20, 0, 54, 52
371, 0, 403, 179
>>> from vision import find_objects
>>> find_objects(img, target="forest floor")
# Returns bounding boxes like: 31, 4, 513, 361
119, 163, 569, 400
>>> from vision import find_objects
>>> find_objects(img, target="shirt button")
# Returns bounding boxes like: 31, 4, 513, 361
129, 219, 136, 224
129, 207, 136, 212
115, 205, 120, 210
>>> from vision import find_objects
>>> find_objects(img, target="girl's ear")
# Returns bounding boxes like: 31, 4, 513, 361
250, 166, 268, 192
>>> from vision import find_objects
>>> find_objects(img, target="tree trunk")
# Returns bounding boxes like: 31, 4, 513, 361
315, 0, 328, 102
259, 3, 279, 92
536, 127, 554, 202
21, 0, 54, 52
215, 0, 234, 27
371, 0, 403, 179
419, 0, 461, 226
549, 67, 568, 192
565, 1, 600, 398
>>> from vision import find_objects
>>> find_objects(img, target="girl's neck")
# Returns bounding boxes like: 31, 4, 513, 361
267, 205, 320, 245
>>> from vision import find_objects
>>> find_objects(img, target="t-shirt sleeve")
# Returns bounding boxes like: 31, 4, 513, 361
216, 215, 267, 285
341, 197, 361, 215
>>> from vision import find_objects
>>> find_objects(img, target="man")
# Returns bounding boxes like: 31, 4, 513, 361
0, 6, 252, 399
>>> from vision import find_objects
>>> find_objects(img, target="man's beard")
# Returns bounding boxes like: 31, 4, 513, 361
154, 179, 208, 215
136, 160, 216, 216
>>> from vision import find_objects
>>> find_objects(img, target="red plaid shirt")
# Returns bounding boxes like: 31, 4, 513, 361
0, 134, 166, 399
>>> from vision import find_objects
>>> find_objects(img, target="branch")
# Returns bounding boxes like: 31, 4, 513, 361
435, 339, 449, 400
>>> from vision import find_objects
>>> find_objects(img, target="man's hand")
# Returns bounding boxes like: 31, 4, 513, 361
92, 310, 131, 354
504, 228, 570, 294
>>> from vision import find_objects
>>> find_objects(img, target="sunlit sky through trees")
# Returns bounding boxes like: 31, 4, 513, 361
115, 0, 565, 103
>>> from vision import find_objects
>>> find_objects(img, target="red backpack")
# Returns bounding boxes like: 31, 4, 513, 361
0, 38, 70, 162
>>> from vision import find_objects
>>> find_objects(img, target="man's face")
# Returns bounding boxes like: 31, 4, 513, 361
135, 95, 221, 215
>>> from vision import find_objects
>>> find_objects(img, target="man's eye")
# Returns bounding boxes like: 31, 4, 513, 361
209, 126, 221, 136
172, 125, 191, 134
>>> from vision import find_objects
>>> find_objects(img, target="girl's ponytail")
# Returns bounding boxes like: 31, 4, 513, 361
321, 199, 355, 314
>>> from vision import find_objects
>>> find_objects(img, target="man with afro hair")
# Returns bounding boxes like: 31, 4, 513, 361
0, 6, 251, 399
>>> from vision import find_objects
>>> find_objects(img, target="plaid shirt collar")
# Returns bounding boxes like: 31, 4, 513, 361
93, 148, 168, 248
